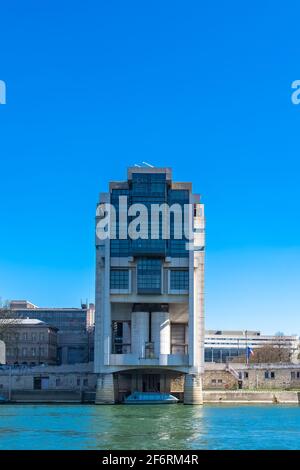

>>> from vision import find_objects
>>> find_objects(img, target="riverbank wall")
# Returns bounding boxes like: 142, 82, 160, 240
203, 390, 300, 404
2, 390, 299, 404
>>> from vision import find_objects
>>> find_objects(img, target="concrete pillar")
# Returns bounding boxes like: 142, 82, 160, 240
123, 322, 131, 354
61, 346, 68, 364
95, 373, 115, 404
131, 311, 149, 358
184, 373, 203, 405
151, 311, 170, 358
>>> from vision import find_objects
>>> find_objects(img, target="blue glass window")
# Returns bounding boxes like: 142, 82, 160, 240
170, 270, 189, 290
167, 190, 190, 258
110, 269, 129, 290
110, 189, 130, 257
132, 173, 166, 196
137, 258, 161, 294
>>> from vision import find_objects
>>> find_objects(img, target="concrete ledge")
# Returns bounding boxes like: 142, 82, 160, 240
11, 390, 82, 403
203, 390, 300, 404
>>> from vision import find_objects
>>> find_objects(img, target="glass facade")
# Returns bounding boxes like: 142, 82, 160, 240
110, 173, 191, 258
132, 173, 166, 196
110, 189, 130, 256
137, 258, 162, 294
110, 269, 129, 290
170, 269, 189, 290
204, 348, 246, 363
167, 189, 189, 258
132, 173, 167, 256
14, 309, 87, 331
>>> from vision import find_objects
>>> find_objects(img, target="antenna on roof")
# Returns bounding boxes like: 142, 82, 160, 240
142, 161, 154, 168
134, 164, 141, 167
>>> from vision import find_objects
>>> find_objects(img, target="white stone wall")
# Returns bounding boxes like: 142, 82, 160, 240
0, 340, 5, 365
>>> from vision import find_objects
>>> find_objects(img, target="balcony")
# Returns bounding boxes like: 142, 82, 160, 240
108, 353, 188, 367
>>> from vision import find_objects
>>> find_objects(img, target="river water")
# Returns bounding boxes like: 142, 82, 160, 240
0, 404, 299, 450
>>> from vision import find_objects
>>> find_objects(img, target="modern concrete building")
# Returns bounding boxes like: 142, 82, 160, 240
204, 330, 299, 363
8, 301, 95, 364
94, 166, 205, 403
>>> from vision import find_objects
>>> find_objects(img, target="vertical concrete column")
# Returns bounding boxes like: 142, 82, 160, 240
61, 346, 68, 364
123, 322, 131, 354
184, 373, 203, 405
151, 311, 170, 358
95, 373, 115, 404
131, 311, 149, 358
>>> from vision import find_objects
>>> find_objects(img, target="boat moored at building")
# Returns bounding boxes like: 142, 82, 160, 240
124, 392, 179, 404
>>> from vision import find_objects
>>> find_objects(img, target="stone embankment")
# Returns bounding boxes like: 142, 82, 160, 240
203, 390, 300, 404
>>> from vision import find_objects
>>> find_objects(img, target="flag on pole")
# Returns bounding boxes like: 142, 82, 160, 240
246, 346, 254, 362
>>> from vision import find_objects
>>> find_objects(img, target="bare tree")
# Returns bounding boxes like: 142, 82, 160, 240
0, 304, 18, 337
251, 342, 291, 364
229, 341, 292, 364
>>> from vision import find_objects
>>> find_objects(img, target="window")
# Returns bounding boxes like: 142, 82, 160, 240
56, 378, 61, 386
137, 258, 161, 294
244, 372, 249, 379
40, 333, 45, 341
217, 379, 223, 384
265, 371, 275, 379
110, 239, 130, 257
132, 173, 166, 196
31, 333, 37, 341
291, 372, 295, 379
77, 378, 81, 386
110, 269, 129, 290
31, 348, 36, 357
211, 379, 216, 384
112, 321, 131, 353
22, 333, 28, 341
83, 379, 88, 387
171, 323, 187, 354
22, 348, 27, 357
110, 189, 130, 258
168, 239, 189, 258
170, 270, 189, 291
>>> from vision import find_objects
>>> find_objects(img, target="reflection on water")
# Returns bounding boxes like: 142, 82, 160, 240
88, 405, 206, 450
0, 404, 299, 450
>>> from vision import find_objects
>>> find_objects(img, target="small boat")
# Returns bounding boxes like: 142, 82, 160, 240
124, 391, 178, 404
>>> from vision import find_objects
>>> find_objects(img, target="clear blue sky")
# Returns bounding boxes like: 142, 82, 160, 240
0, 1, 300, 334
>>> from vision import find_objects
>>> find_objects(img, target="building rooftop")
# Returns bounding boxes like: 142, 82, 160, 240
17, 318, 45, 325
206, 330, 261, 336
0, 318, 58, 330
9, 300, 90, 312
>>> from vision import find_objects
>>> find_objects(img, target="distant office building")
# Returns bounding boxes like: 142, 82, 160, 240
0, 319, 58, 365
8, 301, 95, 364
204, 330, 299, 363
94, 166, 205, 404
